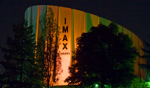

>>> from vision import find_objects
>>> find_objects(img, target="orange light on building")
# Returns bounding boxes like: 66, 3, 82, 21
25, 5, 147, 86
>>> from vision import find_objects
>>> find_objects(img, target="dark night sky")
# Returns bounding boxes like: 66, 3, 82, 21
0, 0, 150, 74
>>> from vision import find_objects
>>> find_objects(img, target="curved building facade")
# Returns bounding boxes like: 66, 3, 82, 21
25, 5, 146, 85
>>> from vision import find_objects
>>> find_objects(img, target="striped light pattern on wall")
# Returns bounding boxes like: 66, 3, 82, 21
25, 5, 146, 85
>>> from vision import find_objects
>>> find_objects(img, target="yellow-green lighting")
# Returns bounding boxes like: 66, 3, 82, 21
145, 82, 150, 87
95, 84, 99, 87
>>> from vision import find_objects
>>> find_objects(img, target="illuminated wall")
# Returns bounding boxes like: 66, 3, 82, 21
25, 5, 147, 85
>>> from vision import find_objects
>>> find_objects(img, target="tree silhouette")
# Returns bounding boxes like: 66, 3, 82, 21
130, 77, 147, 88
65, 23, 139, 88
0, 19, 42, 88
39, 7, 62, 88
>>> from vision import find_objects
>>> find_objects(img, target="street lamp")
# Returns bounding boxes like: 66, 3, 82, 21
95, 83, 99, 88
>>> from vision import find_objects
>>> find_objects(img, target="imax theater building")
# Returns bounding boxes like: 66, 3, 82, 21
25, 5, 147, 87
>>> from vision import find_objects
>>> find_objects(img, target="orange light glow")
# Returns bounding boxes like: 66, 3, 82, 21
57, 7, 72, 85
24, 5, 146, 86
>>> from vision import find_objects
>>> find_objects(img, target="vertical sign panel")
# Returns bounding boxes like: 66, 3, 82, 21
73, 9, 85, 49
47, 5, 58, 23
127, 30, 132, 38
99, 17, 111, 26
25, 6, 37, 35
139, 39, 143, 79
32, 6, 38, 36
118, 25, 123, 33
36, 6, 39, 44
132, 34, 139, 76
86, 13, 93, 32
90, 14, 99, 27
139, 39, 146, 80
39, 5, 47, 35
25, 7, 31, 26
58, 7, 72, 85
123, 28, 129, 35
25, 6, 38, 42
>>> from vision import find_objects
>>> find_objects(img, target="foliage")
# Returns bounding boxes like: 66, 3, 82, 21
65, 23, 139, 88
130, 77, 147, 88
0, 19, 43, 88
39, 6, 62, 88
